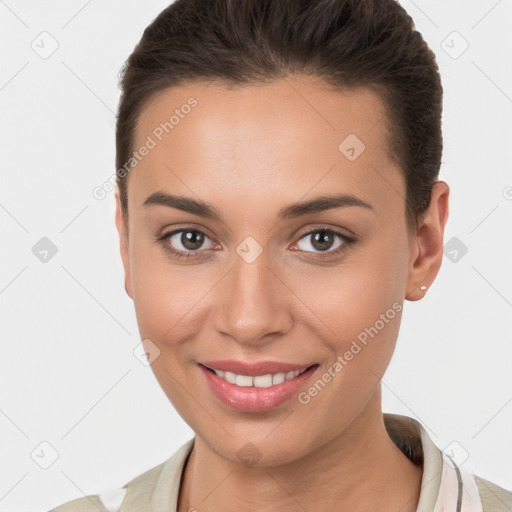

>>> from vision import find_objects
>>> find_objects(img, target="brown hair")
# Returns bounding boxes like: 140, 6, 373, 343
116, 0, 443, 232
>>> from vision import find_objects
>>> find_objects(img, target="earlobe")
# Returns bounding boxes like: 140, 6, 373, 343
114, 186, 134, 300
405, 181, 450, 302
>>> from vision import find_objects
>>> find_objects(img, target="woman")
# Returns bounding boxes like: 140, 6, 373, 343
50, 0, 511, 510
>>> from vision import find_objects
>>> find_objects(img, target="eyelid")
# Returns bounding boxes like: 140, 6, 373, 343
157, 222, 216, 239
290, 221, 357, 240
294, 224, 355, 241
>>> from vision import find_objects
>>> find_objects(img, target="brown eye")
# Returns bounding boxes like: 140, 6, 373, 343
178, 230, 205, 250
295, 229, 348, 254
161, 229, 216, 254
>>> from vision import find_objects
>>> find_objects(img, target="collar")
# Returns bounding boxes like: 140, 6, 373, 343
384, 414, 483, 512
107, 413, 484, 512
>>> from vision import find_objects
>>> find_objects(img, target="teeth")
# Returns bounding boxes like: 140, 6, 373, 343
212, 368, 308, 388
236, 374, 253, 387
225, 371, 236, 384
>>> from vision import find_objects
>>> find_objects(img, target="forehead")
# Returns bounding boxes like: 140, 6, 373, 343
128, 78, 403, 216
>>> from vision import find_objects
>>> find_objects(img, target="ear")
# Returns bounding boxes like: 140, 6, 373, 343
114, 185, 134, 300
405, 180, 450, 301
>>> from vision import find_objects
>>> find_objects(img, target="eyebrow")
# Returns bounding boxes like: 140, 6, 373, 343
143, 190, 374, 222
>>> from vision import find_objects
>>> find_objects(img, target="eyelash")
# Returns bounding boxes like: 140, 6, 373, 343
156, 226, 356, 261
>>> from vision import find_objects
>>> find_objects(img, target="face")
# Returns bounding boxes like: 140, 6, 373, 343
115, 77, 446, 465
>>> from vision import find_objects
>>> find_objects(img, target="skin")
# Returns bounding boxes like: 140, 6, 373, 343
114, 76, 449, 512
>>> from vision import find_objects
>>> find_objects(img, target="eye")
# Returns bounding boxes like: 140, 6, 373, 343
157, 228, 218, 259
157, 226, 356, 261
293, 228, 354, 255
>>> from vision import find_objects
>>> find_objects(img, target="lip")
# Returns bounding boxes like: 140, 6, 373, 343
199, 359, 316, 376
198, 362, 319, 412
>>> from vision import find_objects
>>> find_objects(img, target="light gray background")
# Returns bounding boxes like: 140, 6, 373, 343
1, 1, 511, 510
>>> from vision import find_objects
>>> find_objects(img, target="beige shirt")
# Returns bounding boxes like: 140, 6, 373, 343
49, 414, 512, 512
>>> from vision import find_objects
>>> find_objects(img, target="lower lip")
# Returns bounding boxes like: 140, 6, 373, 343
198, 364, 318, 412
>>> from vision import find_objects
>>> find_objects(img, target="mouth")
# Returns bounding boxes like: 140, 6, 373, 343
200, 364, 317, 388
197, 362, 320, 412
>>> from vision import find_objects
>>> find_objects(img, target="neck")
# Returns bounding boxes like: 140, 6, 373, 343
177, 387, 422, 512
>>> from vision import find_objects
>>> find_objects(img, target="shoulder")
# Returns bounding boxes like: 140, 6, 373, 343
474, 474, 512, 512
48, 438, 195, 512
48, 488, 126, 512
47, 460, 167, 512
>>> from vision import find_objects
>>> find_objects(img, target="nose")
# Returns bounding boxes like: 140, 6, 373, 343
213, 248, 293, 346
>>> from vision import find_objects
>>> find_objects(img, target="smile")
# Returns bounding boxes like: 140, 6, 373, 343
198, 362, 319, 412
206, 367, 309, 388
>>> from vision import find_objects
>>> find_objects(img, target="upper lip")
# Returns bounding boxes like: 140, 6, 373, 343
199, 360, 317, 376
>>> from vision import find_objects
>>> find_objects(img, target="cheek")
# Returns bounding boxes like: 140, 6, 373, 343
285, 237, 407, 342
285, 230, 408, 384
129, 251, 208, 415
294, 255, 406, 433
129, 234, 209, 340
330, 232, 409, 379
